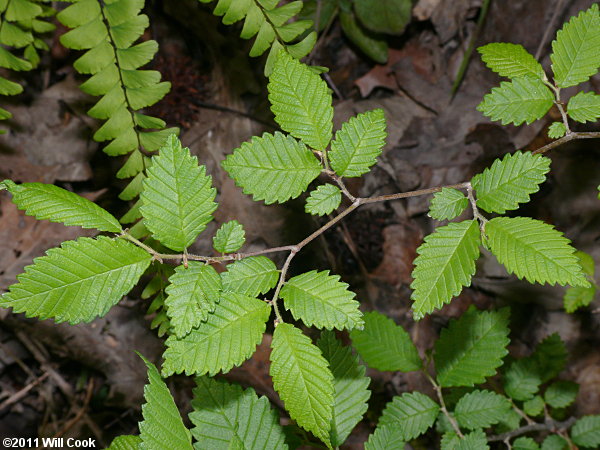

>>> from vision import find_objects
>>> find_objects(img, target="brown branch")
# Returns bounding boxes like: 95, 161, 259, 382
532, 131, 600, 154
488, 417, 577, 442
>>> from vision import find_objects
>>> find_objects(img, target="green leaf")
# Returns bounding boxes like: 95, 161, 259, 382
354, 0, 411, 35
523, 395, 545, 417
513, 437, 540, 450
434, 308, 510, 387
139, 356, 193, 450
495, 408, 522, 434
533, 333, 568, 384
548, 122, 567, 139
564, 285, 596, 313
411, 220, 481, 319
551, 4, 600, 88
571, 415, 600, 448
305, 184, 342, 216
428, 188, 469, 221
317, 331, 370, 447
165, 262, 222, 338
544, 380, 579, 408
1, 236, 151, 324
477, 77, 554, 125
478, 43, 545, 79
567, 91, 600, 123
485, 217, 589, 288
280, 270, 363, 331
541, 435, 568, 450
472, 151, 551, 214
268, 52, 333, 150
221, 256, 279, 298
107, 435, 142, 450
454, 390, 511, 430
364, 425, 405, 450
329, 109, 387, 177
503, 359, 542, 401
441, 432, 461, 450
379, 392, 440, 441
213, 220, 246, 253
222, 132, 322, 204
339, 10, 388, 64
2, 180, 122, 232
162, 293, 270, 376
189, 377, 287, 450
141, 135, 217, 251
270, 323, 334, 447
349, 311, 421, 372
457, 429, 489, 450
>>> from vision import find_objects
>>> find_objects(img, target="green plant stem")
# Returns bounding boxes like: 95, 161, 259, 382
487, 417, 577, 442
422, 371, 464, 438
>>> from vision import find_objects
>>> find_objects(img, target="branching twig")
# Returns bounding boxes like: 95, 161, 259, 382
488, 417, 577, 442
532, 131, 600, 154
423, 371, 464, 438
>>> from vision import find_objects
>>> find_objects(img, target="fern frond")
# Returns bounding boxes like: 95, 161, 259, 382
0, 0, 55, 131
140, 135, 217, 251
485, 217, 589, 287
280, 270, 363, 331
317, 331, 370, 447
222, 131, 322, 204
1, 236, 151, 323
138, 356, 193, 450
551, 4, 600, 88
198, 0, 315, 75
162, 293, 270, 376
270, 323, 334, 448
434, 308, 510, 387
268, 52, 333, 150
189, 377, 288, 450
471, 151, 551, 214
410, 220, 481, 319
56, 0, 176, 227
221, 256, 279, 297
